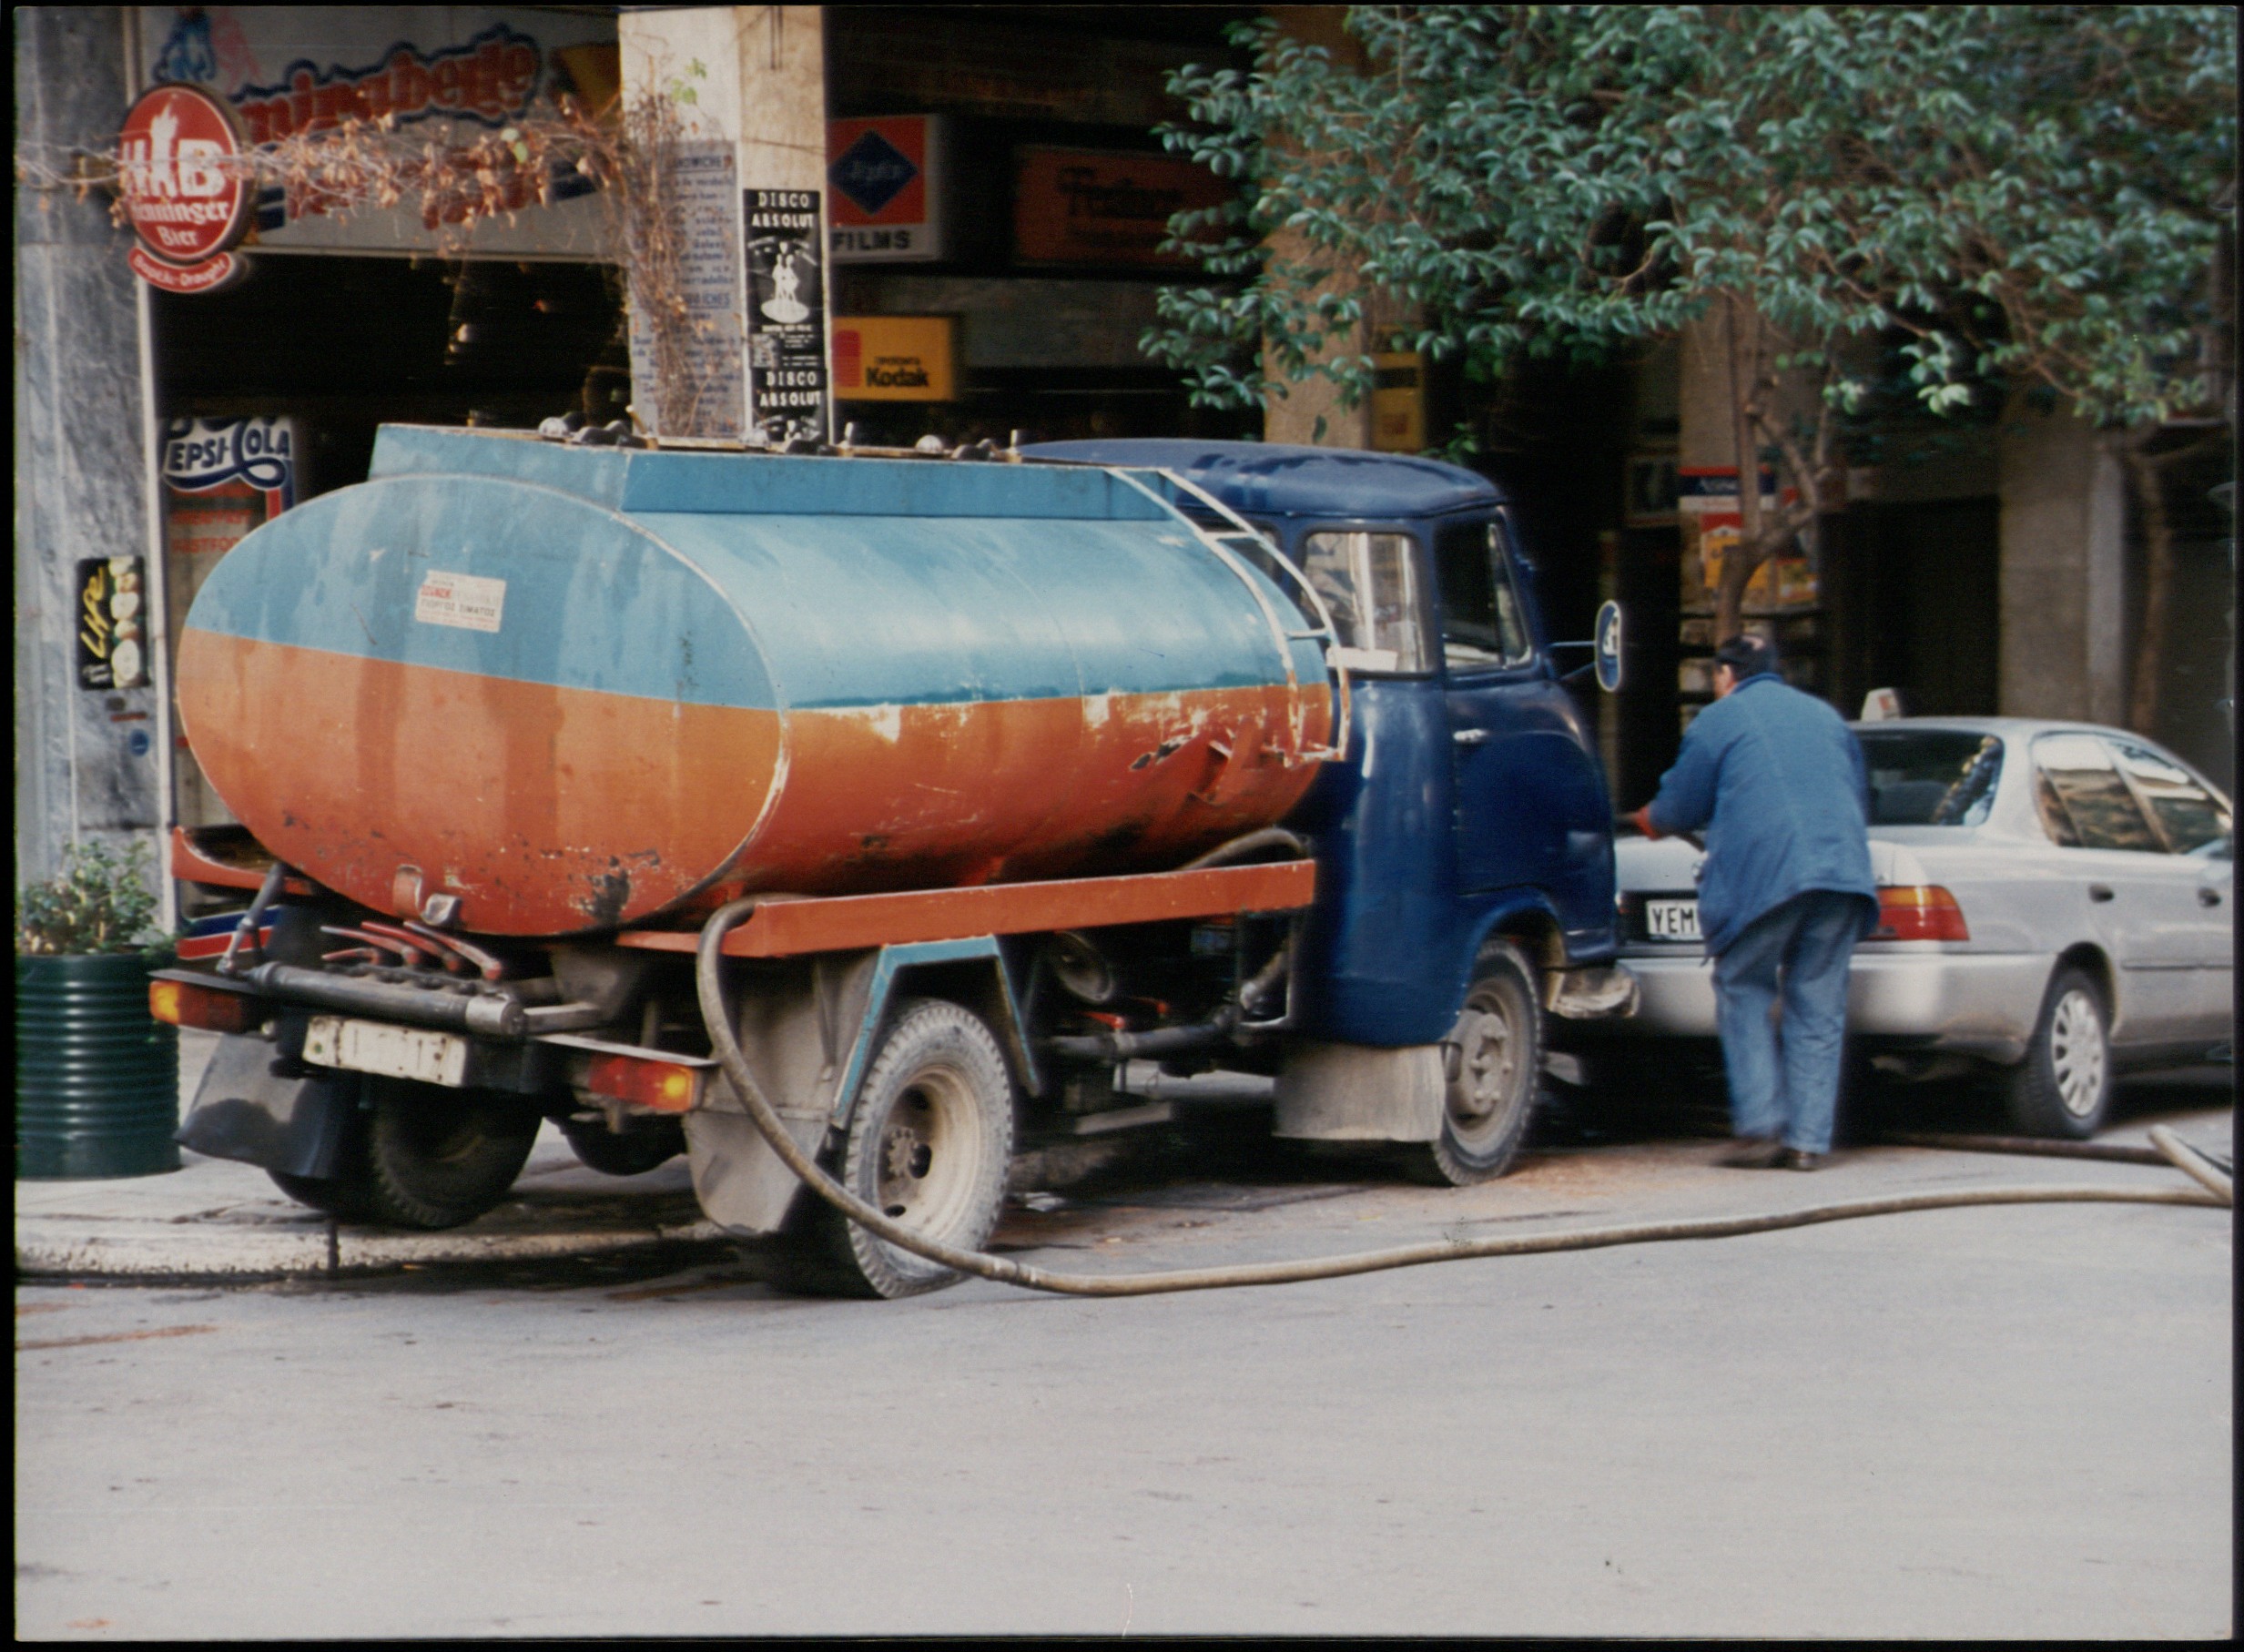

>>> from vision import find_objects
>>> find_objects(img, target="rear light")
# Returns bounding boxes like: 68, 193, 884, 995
585, 1051, 706, 1113
148, 978, 266, 1033
1873, 886, 1969, 942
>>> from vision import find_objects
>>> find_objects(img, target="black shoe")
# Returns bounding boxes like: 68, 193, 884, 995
1718, 1136, 1786, 1169
1782, 1149, 1826, 1171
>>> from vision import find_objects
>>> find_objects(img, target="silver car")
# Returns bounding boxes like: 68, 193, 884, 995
1578, 717, 2233, 1138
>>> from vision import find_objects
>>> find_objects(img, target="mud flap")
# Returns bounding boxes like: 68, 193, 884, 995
175, 1032, 360, 1179
1274, 1039, 1444, 1141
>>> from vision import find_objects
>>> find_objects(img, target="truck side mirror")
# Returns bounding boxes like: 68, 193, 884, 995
1554, 601, 1625, 694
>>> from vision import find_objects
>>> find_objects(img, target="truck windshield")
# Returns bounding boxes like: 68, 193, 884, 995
1856, 729, 2005, 826
1300, 530, 1430, 674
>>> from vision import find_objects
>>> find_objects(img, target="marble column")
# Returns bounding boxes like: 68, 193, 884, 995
13, 6, 166, 898
1996, 406, 2127, 724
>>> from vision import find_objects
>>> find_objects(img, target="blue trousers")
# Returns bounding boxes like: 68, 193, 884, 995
1713, 889, 1866, 1154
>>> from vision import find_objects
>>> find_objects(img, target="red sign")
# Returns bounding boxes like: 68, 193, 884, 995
1013, 147, 1230, 268
117, 83, 252, 290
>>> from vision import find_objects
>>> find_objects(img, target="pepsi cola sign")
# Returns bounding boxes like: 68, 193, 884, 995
117, 83, 252, 294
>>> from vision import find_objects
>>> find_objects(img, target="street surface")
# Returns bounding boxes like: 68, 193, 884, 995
15, 1073, 2232, 1638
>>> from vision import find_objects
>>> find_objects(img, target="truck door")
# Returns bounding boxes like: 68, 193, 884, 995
1439, 517, 1613, 921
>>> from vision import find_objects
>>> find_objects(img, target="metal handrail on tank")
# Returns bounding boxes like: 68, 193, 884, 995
1100, 466, 1352, 767
1148, 466, 1355, 767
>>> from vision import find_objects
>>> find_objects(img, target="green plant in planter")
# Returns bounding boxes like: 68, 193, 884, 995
16, 839, 168, 958
16, 839, 183, 1180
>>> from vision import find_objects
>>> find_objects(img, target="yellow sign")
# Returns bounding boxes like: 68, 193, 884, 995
1371, 352, 1425, 452
833, 315, 956, 402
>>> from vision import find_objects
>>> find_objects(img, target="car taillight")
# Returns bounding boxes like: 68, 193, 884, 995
148, 978, 266, 1033
585, 1051, 706, 1113
1874, 886, 1969, 942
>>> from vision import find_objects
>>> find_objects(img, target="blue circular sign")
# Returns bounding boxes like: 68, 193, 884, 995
1594, 601, 1624, 694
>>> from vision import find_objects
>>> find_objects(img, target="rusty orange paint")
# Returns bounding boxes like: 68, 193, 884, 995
178, 631, 1329, 937
614, 859, 1317, 958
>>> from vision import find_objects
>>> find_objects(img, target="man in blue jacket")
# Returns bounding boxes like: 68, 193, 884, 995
1630, 633, 1877, 1169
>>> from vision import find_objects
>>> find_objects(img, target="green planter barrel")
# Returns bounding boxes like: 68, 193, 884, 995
15, 950, 179, 1179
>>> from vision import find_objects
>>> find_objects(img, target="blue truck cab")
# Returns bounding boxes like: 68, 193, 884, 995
1030, 440, 1633, 1180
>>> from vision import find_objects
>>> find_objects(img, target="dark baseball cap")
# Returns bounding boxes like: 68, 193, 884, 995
1714, 633, 1777, 678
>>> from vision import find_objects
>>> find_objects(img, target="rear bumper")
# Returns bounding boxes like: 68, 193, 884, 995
1580, 947, 2049, 1063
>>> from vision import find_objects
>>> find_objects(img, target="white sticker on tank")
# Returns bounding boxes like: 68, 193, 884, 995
414, 571, 506, 633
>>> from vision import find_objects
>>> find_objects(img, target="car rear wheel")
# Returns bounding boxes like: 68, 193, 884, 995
2004, 966, 2112, 1139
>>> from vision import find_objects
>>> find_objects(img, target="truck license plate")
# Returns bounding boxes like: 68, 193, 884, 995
1645, 899, 1701, 941
301, 1016, 468, 1087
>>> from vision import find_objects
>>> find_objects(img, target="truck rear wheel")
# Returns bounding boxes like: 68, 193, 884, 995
359, 1078, 541, 1230
1403, 939, 1541, 1186
768, 998, 1015, 1300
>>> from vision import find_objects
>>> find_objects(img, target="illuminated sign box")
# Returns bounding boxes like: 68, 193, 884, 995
833, 316, 957, 401
1012, 147, 1229, 269
828, 116, 948, 263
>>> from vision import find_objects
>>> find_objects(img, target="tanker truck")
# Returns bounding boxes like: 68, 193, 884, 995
157, 425, 1634, 1297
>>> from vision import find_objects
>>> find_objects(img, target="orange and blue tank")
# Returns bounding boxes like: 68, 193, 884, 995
175, 427, 1335, 937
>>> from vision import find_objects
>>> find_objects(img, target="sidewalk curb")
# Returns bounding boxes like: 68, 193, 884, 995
15, 1213, 732, 1282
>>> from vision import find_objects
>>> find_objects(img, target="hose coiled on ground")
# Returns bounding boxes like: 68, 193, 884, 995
695, 898, 2228, 1299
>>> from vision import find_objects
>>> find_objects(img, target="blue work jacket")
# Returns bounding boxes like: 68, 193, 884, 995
1646, 673, 1877, 956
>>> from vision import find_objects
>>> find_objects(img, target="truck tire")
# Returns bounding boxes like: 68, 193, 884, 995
358, 1078, 541, 1230
769, 998, 1015, 1300
561, 1116, 685, 1177
2003, 966, 2113, 1139
1403, 938, 1542, 1185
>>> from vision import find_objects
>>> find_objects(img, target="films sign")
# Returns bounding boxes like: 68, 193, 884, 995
828, 116, 947, 263
1012, 147, 1229, 268
116, 82, 254, 294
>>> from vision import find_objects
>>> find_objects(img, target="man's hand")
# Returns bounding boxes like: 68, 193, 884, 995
1628, 805, 1663, 841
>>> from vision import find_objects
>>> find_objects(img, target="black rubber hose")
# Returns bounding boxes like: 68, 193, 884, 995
694, 898, 2227, 1299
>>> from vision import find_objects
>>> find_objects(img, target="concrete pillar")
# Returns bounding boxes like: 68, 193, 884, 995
14, 6, 167, 900
1258, 6, 1371, 450
617, 6, 831, 442
1997, 409, 2127, 723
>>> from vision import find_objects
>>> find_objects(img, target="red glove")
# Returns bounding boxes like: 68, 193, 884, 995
1629, 805, 1663, 841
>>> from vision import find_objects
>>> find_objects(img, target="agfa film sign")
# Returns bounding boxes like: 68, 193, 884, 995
117, 82, 254, 294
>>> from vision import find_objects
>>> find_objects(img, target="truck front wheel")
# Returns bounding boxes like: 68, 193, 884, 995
1406, 939, 1542, 1186
769, 998, 1015, 1300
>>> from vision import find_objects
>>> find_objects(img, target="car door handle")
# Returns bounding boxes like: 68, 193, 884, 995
1453, 727, 1490, 745
2199, 887, 2224, 907
2087, 884, 2115, 902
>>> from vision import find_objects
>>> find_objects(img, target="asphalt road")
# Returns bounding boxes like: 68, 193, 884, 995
15, 1076, 2232, 1638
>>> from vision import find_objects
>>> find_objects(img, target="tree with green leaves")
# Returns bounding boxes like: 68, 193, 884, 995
1145, 5, 2235, 644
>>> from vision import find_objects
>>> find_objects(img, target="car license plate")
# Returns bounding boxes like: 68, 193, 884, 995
1645, 899, 1701, 941
301, 1016, 468, 1087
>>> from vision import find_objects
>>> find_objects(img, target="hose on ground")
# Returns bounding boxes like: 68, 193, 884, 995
695, 898, 2228, 1299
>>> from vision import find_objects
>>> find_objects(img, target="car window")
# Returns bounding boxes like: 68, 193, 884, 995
1434, 519, 1532, 672
1300, 530, 1430, 674
2031, 734, 2165, 851
2103, 736, 2232, 853
1855, 729, 2005, 826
